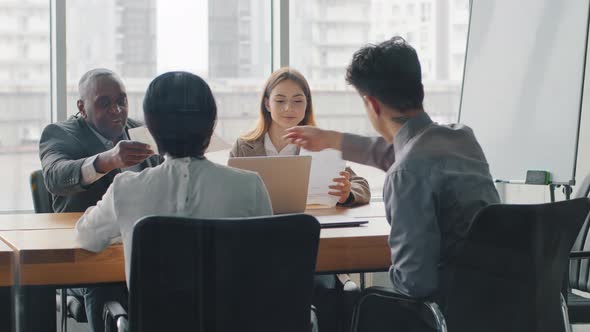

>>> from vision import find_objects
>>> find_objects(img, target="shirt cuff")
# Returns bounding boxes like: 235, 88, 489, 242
337, 192, 355, 206
80, 155, 106, 186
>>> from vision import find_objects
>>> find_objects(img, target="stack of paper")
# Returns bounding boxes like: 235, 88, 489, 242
300, 148, 346, 207
128, 126, 159, 154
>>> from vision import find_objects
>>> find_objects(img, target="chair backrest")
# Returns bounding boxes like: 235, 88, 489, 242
443, 198, 590, 332
569, 175, 590, 292
127, 214, 321, 332
29, 169, 53, 213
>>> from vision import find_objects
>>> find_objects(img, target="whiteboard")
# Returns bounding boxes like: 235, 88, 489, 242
459, 0, 590, 184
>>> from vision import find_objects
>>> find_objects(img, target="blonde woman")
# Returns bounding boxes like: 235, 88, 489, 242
231, 68, 367, 329
230, 67, 370, 206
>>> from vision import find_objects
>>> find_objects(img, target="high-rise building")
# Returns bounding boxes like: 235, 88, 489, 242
0, 0, 49, 85
0, 0, 50, 147
208, 0, 270, 79
116, 0, 157, 78
291, 0, 372, 82
0, 0, 157, 147
67, 0, 157, 82
372, 0, 468, 82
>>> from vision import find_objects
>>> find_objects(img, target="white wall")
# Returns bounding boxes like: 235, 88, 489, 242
499, 20, 590, 204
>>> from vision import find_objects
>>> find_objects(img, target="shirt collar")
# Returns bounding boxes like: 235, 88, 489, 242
393, 111, 433, 153
163, 155, 206, 164
264, 133, 298, 156
88, 125, 128, 149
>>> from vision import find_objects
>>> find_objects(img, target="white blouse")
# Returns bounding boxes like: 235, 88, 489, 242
74, 156, 273, 286
264, 133, 298, 156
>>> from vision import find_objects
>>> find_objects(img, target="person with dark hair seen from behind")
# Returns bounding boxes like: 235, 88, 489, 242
74, 71, 273, 327
285, 37, 500, 305
39, 68, 162, 332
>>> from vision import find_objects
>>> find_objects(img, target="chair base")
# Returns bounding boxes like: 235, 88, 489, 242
568, 292, 590, 324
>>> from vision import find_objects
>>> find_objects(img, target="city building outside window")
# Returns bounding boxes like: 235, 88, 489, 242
0, 0, 469, 211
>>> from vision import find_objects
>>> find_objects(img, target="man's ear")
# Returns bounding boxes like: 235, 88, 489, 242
363, 96, 381, 117
77, 100, 86, 118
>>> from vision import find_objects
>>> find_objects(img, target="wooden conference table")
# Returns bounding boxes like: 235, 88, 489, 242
0, 202, 391, 331
0, 240, 14, 332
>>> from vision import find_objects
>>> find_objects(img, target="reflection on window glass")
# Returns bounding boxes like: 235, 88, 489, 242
0, 0, 50, 211
290, 0, 470, 196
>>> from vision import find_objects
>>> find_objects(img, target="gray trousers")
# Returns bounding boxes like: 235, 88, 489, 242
68, 284, 127, 332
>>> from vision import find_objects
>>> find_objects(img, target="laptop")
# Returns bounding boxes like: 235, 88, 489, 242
316, 216, 369, 228
228, 155, 312, 214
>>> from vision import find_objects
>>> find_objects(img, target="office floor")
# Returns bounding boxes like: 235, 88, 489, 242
59, 273, 590, 332
59, 320, 590, 332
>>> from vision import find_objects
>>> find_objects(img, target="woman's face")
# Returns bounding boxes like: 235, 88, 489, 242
265, 79, 308, 130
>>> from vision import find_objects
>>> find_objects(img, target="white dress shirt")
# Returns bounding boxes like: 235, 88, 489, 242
75, 156, 273, 286
264, 133, 298, 156
80, 126, 142, 185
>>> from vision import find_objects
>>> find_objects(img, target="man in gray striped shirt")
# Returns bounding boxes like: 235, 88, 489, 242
285, 36, 500, 300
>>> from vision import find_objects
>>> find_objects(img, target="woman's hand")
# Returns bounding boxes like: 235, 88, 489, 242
329, 171, 352, 204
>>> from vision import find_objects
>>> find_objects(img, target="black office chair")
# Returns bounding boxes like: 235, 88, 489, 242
103, 214, 321, 332
351, 286, 446, 332
30, 169, 53, 214
352, 199, 590, 332
566, 175, 590, 324
29, 170, 87, 332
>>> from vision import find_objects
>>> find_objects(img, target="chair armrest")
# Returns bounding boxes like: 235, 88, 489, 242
362, 286, 433, 303
103, 301, 128, 332
570, 251, 590, 260
352, 287, 447, 332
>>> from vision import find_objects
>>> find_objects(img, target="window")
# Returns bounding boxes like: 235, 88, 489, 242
66, 0, 271, 153
1, 0, 471, 210
407, 3, 416, 16
420, 2, 432, 22
0, 0, 50, 212
291, 0, 470, 197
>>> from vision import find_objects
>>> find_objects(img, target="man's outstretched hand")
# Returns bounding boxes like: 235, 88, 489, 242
283, 126, 343, 152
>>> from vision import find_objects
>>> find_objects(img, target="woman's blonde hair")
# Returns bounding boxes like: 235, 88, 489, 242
241, 67, 316, 141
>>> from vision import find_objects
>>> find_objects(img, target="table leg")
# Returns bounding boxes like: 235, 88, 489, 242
0, 286, 13, 332
17, 285, 56, 332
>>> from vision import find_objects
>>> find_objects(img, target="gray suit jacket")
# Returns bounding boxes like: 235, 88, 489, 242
39, 116, 162, 212
230, 136, 371, 206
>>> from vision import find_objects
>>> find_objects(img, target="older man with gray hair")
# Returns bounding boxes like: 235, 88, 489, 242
39, 68, 161, 331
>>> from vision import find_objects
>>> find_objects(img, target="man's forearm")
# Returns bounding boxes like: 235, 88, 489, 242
340, 134, 395, 171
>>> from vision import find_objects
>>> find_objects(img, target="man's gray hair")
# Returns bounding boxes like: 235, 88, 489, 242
78, 68, 119, 100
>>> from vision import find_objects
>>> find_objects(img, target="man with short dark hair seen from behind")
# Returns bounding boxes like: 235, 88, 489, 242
285, 37, 500, 302
39, 68, 161, 331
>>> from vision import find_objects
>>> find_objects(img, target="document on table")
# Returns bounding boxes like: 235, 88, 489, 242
300, 148, 346, 206
128, 126, 159, 154
128, 126, 231, 154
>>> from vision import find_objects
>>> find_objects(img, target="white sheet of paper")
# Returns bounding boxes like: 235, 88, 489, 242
300, 148, 346, 206
128, 126, 230, 155
128, 126, 159, 154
